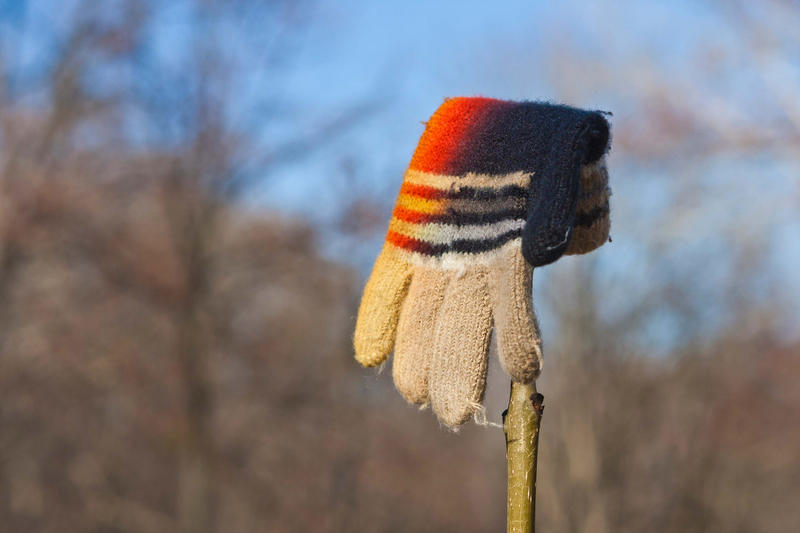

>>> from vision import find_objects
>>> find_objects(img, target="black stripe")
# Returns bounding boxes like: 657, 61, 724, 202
420, 207, 527, 226
447, 184, 528, 200
412, 228, 524, 256
574, 206, 609, 227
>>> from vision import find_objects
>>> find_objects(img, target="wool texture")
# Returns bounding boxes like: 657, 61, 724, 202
354, 97, 612, 428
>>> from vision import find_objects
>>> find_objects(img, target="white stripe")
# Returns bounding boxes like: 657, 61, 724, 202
392, 238, 524, 272
404, 169, 532, 190
389, 218, 525, 245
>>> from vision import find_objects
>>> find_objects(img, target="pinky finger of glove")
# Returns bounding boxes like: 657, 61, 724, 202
429, 267, 493, 428
489, 246, 542, 383
354, 245, 413, 367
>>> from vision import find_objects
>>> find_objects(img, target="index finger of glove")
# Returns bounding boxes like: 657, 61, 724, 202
488, 245, 542, 383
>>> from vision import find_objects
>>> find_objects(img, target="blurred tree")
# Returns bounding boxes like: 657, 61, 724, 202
0, 1, 798, 532
0, 1, 368, 532
525, 1, 800, 530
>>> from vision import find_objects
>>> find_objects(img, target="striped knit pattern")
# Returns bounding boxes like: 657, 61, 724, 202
386, 169, 531, 268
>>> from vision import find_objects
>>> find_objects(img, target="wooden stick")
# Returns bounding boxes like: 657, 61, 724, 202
503, 380, 544, 533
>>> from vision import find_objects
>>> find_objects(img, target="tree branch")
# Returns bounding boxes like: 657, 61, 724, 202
504, 380, 544, 533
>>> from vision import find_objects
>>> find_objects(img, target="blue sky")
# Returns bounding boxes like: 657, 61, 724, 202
262, 0, 734, 208
2, 0, 798, 348
259, 0, 800, 347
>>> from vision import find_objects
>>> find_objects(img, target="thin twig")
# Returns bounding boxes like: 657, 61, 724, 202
503, 380, 544, 533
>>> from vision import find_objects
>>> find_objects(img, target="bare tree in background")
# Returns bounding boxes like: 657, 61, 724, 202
0, 2, 368, 532
522, 1, 800, 531
0, 1, 798, 532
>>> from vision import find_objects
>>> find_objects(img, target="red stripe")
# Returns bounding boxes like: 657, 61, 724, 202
391, 206, 438, 224
386, 230, 434, 254
399, 182, 447, 200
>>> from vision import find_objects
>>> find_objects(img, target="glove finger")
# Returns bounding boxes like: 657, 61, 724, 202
354, 245, 413, 367
567, 158, 611, 255
488, 245, 542, 383
393, 267, 449, 405
429, 266, 493, 427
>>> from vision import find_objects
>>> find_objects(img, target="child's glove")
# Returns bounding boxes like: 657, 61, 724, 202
354, 98, 611, 427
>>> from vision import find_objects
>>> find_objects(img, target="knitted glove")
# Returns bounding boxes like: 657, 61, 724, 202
354, 97, 611, 427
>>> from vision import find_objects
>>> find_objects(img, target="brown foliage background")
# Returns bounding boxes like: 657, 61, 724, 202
0, 1, 798, 532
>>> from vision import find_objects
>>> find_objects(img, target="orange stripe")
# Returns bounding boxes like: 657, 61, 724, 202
395, 193, 448, 215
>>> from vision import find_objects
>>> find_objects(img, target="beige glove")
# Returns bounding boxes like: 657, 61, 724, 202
354, 98, 611, 427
